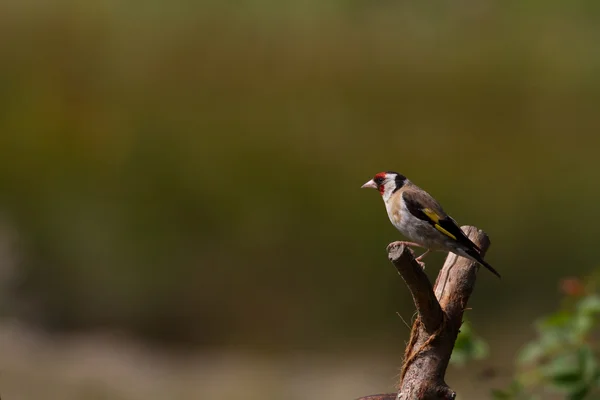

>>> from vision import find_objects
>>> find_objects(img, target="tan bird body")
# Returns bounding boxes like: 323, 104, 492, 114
362, 171, 500, 278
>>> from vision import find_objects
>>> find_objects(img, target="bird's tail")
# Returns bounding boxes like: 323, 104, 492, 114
462, 247, 501, 279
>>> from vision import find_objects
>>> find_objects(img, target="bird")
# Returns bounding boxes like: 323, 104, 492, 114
361, 171, 500, 278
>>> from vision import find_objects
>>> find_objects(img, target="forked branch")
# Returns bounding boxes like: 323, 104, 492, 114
356, 226, 491, 400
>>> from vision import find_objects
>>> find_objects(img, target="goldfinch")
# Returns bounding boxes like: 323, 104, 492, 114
362, 171, 500, 278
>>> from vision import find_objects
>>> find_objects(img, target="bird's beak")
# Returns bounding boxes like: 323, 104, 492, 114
361, 179, 377, 189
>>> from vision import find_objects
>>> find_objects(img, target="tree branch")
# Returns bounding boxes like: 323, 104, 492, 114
386, 244, 443, 334
356, 226, 491, 400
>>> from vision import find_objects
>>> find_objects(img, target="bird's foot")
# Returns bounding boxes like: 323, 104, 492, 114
414, 249, 430, 270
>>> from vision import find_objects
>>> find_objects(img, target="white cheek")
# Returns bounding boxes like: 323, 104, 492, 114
382, 182, 396, 202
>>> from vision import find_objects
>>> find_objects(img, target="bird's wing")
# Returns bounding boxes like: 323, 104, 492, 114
401, 189, 481, 252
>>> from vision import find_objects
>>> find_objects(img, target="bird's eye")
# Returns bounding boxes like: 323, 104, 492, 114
374, 176, 384, 185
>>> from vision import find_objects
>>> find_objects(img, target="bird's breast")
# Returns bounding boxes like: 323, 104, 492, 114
386, 198, 404, 228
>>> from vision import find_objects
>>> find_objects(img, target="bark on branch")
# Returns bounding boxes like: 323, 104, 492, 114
356, 226, 491, 400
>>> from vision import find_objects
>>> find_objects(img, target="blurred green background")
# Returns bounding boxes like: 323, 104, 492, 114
1, 0, 600, 399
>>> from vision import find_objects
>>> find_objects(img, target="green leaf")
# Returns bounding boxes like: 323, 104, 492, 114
577, 295, 600, 315
550, 371, 583, 391
518, 331, 566, 365
541, 325, 571, 347
577, 345, 597, 383
595, 368, 600, 386
567, 384, 590, 400
571, 314, 594, 338
542, 353, 584, 392
538, 311, 572, 331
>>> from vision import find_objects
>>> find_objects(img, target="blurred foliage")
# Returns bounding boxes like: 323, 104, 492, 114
0, 0, 600, 350
451, 319, 490, 366
491, 276, 600, 399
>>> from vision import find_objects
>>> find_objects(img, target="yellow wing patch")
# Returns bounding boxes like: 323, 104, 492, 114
422, 208, 440, 223
434, 224, 457, 240
422, 208, 457, 240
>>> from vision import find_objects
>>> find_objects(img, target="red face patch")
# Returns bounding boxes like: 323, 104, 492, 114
373, 172, 386, 195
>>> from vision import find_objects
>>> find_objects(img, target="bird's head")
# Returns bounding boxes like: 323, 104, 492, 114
361, 171, 407, 199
